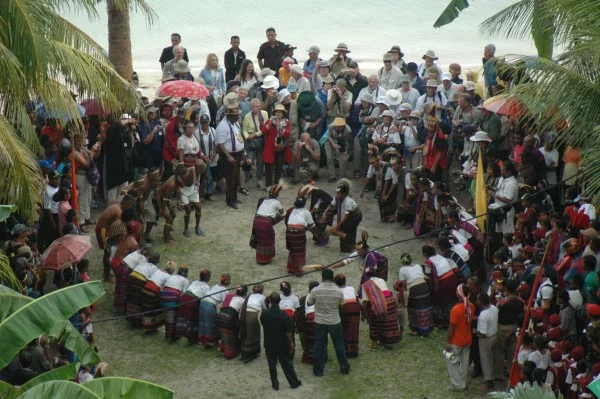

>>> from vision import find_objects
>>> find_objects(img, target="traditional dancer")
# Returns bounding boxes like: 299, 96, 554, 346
296, 280, 322, 364
378, 155, 401, 223
285, 196, 316, 276
216, 285, 247, 359
176, 269, 211, 344
298, 181, 334, 246
250, 183, 284, 264
139, 169, 161, 243
126, 250, 159, 326
422, 244, 459, 328
161, 264, 189, 341
361, 267, 401, 348
199, 273, 231, 348
321, 179, 363, 252
180, 159, 206, 237
111, 219, 140, 310
239, 284, 266, 363
155, 163, 187, 243
140, 265, 174, 333
334, 273, 360, 357
396, 253, 433, 336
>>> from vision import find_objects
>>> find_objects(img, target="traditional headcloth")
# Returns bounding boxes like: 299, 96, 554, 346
399, 252, 412, 265
269, 178, 285, 198
220, 273, 231, 284
587, 303, 600, 318
550, 349, 562, 362
336, 178, 351, 195
108, 220, 126, 239
356, 229, 369, 251
571, 346, 585, 361
199, 268, 210, 280
456, 284, 471, 323
549, 313, 561, 327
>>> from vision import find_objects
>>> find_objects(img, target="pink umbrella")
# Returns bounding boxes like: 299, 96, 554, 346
157, 80, 210, 99
41, 235, 92, 271
80, 99, 107, 117
482, 95, 524, 117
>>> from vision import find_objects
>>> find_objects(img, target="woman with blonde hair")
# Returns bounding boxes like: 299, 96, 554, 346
199, 53, 226, 105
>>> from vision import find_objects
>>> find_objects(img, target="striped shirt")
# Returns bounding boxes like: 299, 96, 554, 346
306, 282, 344, 325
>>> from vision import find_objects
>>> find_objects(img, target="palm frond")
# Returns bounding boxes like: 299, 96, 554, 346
83, 377, 174, 399
478, 0, 536, 41
105, 0, 157, 25
433, 0, 472, 28
47, 0, 99, 20
0, 118, 43, 222
0, 252, 23, 293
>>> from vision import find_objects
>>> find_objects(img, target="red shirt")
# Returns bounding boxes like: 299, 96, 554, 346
260, 120, 290, 164
41, 126, 62, 145
162, 117, 180, 163
423, 130, 448, 170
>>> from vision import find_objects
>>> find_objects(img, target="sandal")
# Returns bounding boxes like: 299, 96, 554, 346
368, 343, 380, 349
238, 187, 250, 196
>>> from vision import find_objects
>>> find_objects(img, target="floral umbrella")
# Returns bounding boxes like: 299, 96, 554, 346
482, 95, 524, 117
156, 80, 210, 99
41, 235, 92, 271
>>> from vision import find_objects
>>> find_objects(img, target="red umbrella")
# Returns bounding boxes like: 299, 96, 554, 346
80, 99, 107, 117
157, 80, 210, 99
41, 235, 92, 271
482, 95, 524, 117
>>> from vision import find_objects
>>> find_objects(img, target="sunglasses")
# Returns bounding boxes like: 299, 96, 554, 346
383, 60, 391, 63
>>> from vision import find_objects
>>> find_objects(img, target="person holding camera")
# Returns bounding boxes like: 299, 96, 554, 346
328, 43, 353, 78
138, 107, 164, 169
260, 104, 290, 188
324, 118, 352, 182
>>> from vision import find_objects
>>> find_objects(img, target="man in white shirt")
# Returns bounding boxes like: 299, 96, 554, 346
354, 75, 386, 107
539, 132, 559, 185
418, 50, 443, 82
415, 80, 448, 118
488, 161, 519, 233
288, 65, 311, 94
216, 105, 245, 209
475, 292, 499, 390
378, 53, 402, 90
438, 72, 458, 104
399, 75, 420, 110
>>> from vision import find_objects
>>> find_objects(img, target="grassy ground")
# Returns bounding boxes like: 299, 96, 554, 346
85, 177, 492, 399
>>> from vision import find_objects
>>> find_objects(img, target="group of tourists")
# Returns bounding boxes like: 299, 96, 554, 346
2, 27, 600, 395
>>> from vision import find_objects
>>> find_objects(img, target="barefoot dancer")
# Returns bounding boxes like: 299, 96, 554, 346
320, 179, 362, 252
155, 164, 187, 243
181, 160, 206, 237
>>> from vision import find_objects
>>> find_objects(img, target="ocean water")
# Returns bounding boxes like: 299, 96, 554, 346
65, 0, 537, 75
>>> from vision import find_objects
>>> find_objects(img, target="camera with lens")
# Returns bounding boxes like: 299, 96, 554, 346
276, 136, 283, 145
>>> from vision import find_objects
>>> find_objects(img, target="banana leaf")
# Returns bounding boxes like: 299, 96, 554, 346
20, 363, 79, 391
84, 377, 174, 399
0, 380, 22, 399
433, 0, 472, 28
46, 320, 101, 366
0, 205, 16, 223
0, 292, 33, 322
0, 281, 105, 370
19, 380, 101, 399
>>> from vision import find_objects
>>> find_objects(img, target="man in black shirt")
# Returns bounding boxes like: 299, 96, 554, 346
496, 279, 524, 378
158, 33, 189, 69
260, 292, 302, 391
257, 27, 285, 72
224, 35, 246, 82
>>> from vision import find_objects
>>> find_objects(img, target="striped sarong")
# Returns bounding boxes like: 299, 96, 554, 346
407, 281, 433, 336
341, 301, 361, 357
240, 311, 261, 359
198, 301, 219, 345
160, 287, 181, 340
125, 271, 147, 325
431, 272, 458, 328
367, 291, 401, 344
286, 225, 307, 275
140, 281, 163, 332
250, 216, 276, 264
216, 307, 240, 359
301, 312, 316, 364
111, 258, 132, 310
313, 205, 334, 246
176, 293, 200, 344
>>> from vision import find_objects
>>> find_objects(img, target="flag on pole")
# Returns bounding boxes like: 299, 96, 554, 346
475, 150, 487, 233
589, 376, 600, 397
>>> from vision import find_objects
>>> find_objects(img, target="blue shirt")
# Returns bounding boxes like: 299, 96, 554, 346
483, 57, 497, 87
138, 120, 163, 166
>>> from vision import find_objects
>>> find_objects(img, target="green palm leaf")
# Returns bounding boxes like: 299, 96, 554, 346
0, 252, 24, 293
0, 380, 22, 399
20, 363, 79, 391
433, 0, 472, 28
19, 380, 101, 399
83, 377, 174, 399
0, 281, 104, 370
46, 320, 102, 367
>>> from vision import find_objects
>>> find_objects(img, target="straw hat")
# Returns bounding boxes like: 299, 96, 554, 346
386, 89, 401, 105
408, 110, 422, 119
160, 70, 176, 82
273, 104, 287, 115
334, 43, 351, 52
380, 110, 396, 119
333, 117, 346, 127
398, 103, 412, 111
222, 92, 239, 108
469, 131, 492, 142
426, 79, 439, 88
422, 50, 438, 60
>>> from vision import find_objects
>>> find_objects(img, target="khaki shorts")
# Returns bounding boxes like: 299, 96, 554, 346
180, 185, 199, 205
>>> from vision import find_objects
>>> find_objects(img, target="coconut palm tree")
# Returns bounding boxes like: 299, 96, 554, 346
0, 0, 140, 220
433, 0, 555, 59
0, 281, 174, 398
105, 0, 156, 81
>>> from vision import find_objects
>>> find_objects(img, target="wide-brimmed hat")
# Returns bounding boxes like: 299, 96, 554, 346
426, 79, 439, 88
408, 110, 422, 119
334, 43, 351, 53
399, 74, 410, 83
361, 93, 374, 104
388, 45, 404, 57
383, 53, 393, 62
464, 81, 476, 91
581, 228, 598, 239
226, 106, 241, 115
261, 68, 276, 77
307, 45, 320, 55
273, 104, 287, 115
470, 131, 492, 142
291, 64, 303, 75
319, 61, 330, 69
422, 50, 438, 60
398, 103, 412, 112
222, 92, 239, 108
335, 78, 347, 87
146, 106, 159, 115
376, 96, 390, 106
297, 91, 316, 111
322, 76, 335, 84
386, 89, 401, 105
333, 117, 346, 127
441, 72, 452, 81
160, 70, 176, 82
283, 57, 295, 65
173, 60, 190, 73
261, 75, 279, 89
380, 110, 395, 119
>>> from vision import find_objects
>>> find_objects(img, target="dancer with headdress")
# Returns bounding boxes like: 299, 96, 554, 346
378, 154, 401, 223
239, 284, 266, 363
250, 182, 285, 264
360, 145, 386, 200
199, 273, 231, 348
298, 181, 335, 246
320, 179, 363, 252
216, 284, 247, 359
176, 269, 211, 344
161, 264, 189, 341
395, 252, 433, 336
285, 196, 316, 276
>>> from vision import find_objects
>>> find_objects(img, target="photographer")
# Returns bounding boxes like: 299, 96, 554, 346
260, 104, 290, 188
326, 79, 352, 125
451, 94, 481, 164
324, 117, 351, 182
328, 43, 353, 78
138, 107, 164, 169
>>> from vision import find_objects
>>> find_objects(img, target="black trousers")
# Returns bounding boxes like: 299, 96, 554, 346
266, 349, 300, 388
222, 151, 244, 206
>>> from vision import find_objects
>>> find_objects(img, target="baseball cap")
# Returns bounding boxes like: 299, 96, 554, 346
283, 44, 297, 51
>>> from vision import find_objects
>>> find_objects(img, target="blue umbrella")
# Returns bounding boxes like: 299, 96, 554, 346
35, 103, 86, 121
